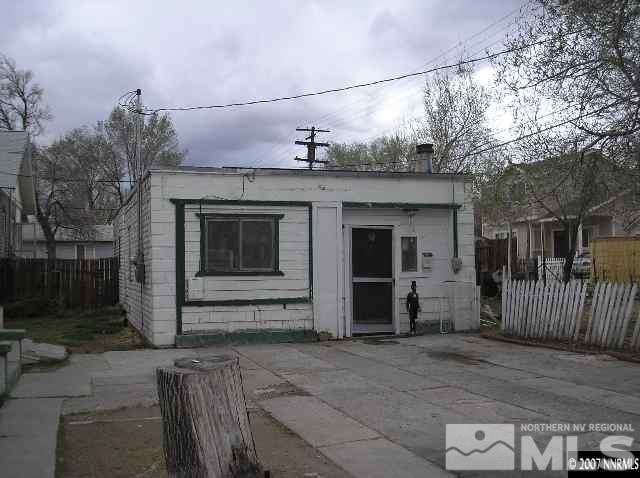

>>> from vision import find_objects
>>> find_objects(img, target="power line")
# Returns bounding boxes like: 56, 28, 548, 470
252, 2, 542, 168
136, 28, 584, 115
310, 0, 535, 135
323, 99, 627, 171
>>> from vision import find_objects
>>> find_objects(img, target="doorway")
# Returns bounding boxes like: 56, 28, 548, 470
553, 229, 568, 258
351, 227, 394, 334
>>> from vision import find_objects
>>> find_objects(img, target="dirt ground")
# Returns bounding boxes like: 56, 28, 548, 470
56, 406, 352, 478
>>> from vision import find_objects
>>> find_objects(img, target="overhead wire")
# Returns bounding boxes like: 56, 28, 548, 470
323, 98, 627, 171
253, 0, 537, 167
133, 26, 584, 115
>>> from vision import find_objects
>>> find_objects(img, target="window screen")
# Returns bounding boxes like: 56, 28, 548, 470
203, 215, 280, 274
401, 236, 418, 272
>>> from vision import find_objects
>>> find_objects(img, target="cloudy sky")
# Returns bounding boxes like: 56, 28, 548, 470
2, 0, 525, 168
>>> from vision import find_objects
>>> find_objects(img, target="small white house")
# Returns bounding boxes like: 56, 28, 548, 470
115, 146, 477, 347
0, 131, 36, 258
17, 222, 114, 259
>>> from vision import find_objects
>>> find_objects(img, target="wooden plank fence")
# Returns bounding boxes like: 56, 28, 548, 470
0, 257, 119, 309
591, 237, 640, 283
502, 279, 640, 351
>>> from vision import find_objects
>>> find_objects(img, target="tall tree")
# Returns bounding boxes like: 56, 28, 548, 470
0, 55, 52, 134
492, 0, 640, 280
327, 63, 502, 185
326, 131, 413, 171
105, 107, 185, 184
495, 0, 640, 182
412, 64, 498, 175
33, 128, 119, 259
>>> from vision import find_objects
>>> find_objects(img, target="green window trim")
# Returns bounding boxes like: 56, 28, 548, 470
197, 213, 284, 276
173, 199, 314, 339
453, 208, 459, 258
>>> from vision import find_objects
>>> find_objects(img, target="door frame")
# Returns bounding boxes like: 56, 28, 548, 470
343, 225, 395, 336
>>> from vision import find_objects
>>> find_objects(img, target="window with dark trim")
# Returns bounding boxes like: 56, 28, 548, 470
199, 214, 283, 275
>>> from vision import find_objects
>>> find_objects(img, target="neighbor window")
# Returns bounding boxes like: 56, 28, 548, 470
201, 214, 283, 274
401, 236, 418, 272
76, 244, 85, 260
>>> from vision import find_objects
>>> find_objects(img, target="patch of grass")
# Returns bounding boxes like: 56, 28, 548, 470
5, 306, 145, 353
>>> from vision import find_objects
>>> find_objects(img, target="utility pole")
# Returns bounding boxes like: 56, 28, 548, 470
134, 88, 145, 285
135, 89, 143, 183
294, 126, 330, 169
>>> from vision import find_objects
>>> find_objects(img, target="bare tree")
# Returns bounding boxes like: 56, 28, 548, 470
33, 128, 121, 260
412, 64, 498, 175
0, 55, 52, 134
105, 107, 185, 184
326, 131, 413, 171
495, 0, 640, 183
489, 0, 640, 280
327, 62, 502, 185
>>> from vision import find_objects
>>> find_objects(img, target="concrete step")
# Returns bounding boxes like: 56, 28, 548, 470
0, 330, 26, 398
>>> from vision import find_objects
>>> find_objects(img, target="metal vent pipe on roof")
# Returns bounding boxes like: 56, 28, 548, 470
415, 143, 434, 173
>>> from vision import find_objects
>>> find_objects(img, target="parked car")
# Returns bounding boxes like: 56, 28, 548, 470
572, 252, 591, 279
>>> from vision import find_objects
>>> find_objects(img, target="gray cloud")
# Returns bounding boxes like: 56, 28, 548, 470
1, 0, 522, 168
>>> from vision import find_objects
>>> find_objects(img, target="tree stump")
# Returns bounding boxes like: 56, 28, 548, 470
156, 355, 263, 478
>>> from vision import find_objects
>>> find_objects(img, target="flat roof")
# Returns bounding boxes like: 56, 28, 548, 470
150, 165, 467, 181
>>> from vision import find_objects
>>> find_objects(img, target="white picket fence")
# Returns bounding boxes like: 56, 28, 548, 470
537, 256, 565, 281
584, 283, 639, 349
502, 280, 587, 341
502, 280, 640, 350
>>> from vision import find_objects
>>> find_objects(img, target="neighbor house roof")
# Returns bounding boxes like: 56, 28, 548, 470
0, 131, 35, 214
21, 223, 113, 243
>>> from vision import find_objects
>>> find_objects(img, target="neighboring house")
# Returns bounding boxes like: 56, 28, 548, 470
484, 196, 640, 260
114, 145, 477, 347
16, 222, 114, 259
482, 159, 640, 260
0, 131, 36, 257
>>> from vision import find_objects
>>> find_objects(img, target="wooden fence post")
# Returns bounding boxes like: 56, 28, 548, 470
156, 356, 263, 478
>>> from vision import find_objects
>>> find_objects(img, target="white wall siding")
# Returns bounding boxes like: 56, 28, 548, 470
182, 303, 313, 333
114, 177, 154, 344
342, 180, 475, 335
139, 170, 473, 346
183, 204, 310, 302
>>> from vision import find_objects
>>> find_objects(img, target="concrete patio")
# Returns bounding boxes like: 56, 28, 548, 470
2, 333, 639, 477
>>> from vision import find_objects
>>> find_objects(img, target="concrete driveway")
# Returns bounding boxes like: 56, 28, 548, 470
3, 334, 640, 477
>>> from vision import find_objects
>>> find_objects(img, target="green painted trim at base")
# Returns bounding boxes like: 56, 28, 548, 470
0, 330, 26, 341
175, 328, 318, 347
184, 296, 310, 307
